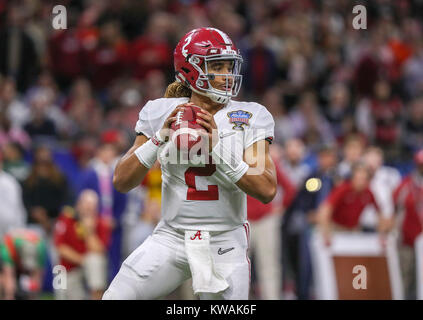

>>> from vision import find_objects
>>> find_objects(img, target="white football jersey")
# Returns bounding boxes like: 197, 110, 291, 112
135, 97, 274, 231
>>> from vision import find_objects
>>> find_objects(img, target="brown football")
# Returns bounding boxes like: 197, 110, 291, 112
170, 105, 207, 152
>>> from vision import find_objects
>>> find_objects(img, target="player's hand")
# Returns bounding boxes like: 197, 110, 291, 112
160, 102, 195, 140
195, 109, 218, 152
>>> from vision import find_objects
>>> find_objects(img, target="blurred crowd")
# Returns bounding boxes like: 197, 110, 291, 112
1, 0, 423, 299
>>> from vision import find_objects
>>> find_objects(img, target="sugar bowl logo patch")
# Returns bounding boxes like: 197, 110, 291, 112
227, 110, 252, 130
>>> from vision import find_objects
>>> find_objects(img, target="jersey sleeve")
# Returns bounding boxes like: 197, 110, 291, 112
244, 105, 275, 149
135, 100, 165, 138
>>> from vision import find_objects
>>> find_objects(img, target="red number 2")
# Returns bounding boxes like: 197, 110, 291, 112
184, 157, 219, 200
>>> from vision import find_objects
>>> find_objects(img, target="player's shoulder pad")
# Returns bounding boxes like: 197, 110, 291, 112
139, 97, 190, 120
237, 101, 274, 128
136, 97, 190, 136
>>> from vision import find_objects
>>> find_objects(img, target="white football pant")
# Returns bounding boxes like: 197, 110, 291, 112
102, 220, 251, 300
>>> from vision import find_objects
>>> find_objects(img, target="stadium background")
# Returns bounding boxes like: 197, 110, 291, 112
1, 0, 423, 299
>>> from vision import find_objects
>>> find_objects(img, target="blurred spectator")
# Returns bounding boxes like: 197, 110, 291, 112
248, 150, 296, 300
131, 12, 173, 81
0, 78, 30, 128
337, 134, 366, 179
360, 147, 401, 231
0, 228, 47, 300
280, 137, 311, 299
1, 141, 30, 183
0, 110, 30, 150
262, 87, 292, 144
62, 78, 102, 139
288, 91, 335, 149
403, 40, 423, 99
23, 145, 69, 235
24, 71, 61, 115
0, 148, 26, 240
402, 96, 423, 155
243, 26, 278, 97
393, 149, 423, 299
47, 11, 91, 89
124, 162, 161, 256
143, 69, 167, 101
71, 135, 100, 170
280, 138, 311, 187
26, 87, 70, 141
112, 80, 144, 138
0, 4, 39, 92
353, 37, 383, 98
283, 144, 339, 299
121, 185, 146, 258
85, 19, 130, 91
54, 190, 110, 300
323, 83, 353, 142
356, 80, 402, 159
76, 137, 127, 282
23, 91, 57, 144
317, 162, 393, 244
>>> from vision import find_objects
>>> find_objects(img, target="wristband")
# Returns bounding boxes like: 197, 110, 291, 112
210, 138, 249, 183
134, 130, 165, 168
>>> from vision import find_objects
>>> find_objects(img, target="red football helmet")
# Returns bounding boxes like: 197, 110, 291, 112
174, 27, 243, 104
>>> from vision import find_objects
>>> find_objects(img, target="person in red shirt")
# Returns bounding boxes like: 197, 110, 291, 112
317, 162, 393, 244
84, 20, 130, 91
54, 189, 110, 300
392, 149, 423, 299
130, 13, 173, 80
48, 28, 88, 89
247, 145, 296, 299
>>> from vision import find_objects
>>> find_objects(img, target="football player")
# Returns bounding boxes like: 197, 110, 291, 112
103, 27, 277, 300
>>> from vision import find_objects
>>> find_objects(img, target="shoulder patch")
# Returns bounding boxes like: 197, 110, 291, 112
227, 110, 252, 130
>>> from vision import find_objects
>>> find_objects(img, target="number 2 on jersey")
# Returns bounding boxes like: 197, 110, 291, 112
184, 157, 219, 200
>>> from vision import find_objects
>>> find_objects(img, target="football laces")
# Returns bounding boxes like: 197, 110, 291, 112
175, 108, 184, 125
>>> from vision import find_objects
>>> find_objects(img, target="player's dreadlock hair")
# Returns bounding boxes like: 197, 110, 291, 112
164, 81, 191, 98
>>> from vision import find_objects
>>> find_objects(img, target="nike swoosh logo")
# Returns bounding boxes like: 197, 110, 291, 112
219, 132, 236, 139
218, 247, 235, 255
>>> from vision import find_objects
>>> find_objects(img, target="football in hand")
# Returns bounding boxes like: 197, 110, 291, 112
170, 104, 207, 152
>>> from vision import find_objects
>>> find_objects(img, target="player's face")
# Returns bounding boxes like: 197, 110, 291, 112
206, 60, 235, 91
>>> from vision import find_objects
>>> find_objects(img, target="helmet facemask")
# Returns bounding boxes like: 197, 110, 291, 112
187, 52, 243, 104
